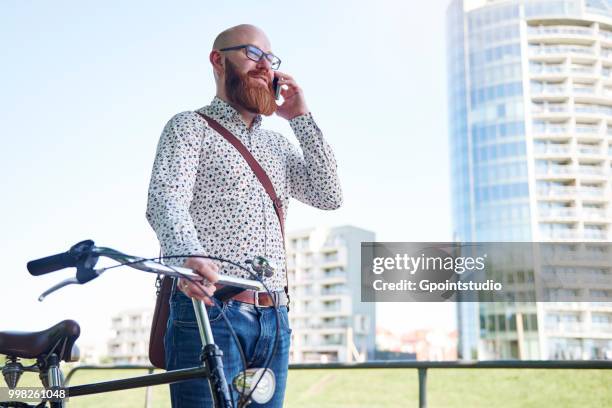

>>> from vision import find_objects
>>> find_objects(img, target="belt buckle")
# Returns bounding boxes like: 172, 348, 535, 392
254, 291, 278, 307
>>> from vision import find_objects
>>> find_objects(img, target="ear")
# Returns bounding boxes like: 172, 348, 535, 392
209, 50, 224, 76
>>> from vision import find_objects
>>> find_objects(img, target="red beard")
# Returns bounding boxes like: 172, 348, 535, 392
225, 59, 277, 116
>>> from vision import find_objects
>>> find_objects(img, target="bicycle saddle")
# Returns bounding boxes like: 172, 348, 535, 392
0, 320, 80, 362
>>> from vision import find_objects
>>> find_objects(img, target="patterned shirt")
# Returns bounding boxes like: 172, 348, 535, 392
146, 96, 343, 291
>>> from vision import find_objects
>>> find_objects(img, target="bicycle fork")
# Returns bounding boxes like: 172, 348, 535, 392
191, 299, 234, 408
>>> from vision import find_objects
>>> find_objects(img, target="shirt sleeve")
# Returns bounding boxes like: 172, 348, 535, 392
285, 112, 343, 210
146, 111, 207, 266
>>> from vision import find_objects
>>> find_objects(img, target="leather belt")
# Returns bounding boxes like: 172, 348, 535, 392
214, 283, 288, 307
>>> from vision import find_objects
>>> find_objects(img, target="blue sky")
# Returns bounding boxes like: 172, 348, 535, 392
1, 0, 454, 350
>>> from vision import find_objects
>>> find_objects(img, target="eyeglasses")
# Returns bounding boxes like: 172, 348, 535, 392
219, 44, 282, 70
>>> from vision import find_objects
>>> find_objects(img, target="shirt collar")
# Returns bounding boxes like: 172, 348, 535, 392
198, 96, 263, 135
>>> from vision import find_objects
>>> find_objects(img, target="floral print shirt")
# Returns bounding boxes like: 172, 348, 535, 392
146, 97, 342, 290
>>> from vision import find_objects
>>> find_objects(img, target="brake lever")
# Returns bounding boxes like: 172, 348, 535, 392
38, 266, 109, 301
38, 277, 80, 301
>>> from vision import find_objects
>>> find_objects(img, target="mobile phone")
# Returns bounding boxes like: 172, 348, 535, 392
273, 76, 281, 100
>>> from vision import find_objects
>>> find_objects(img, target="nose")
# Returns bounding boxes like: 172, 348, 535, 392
256, 56, 272, 71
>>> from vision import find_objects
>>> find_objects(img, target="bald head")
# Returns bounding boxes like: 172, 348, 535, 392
213, 24, 271, 52
210, 24, 277, 108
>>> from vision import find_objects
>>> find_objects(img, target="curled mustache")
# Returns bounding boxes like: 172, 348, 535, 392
248, 71, 272, 87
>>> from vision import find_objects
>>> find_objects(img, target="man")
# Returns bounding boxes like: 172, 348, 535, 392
146, 24, 342, 407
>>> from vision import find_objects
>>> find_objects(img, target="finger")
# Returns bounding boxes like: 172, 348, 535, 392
188, 279, 209, 294
180, 279, 195, 296
193, 286, 215, 305
192, 278, 217, 295
184, 281, 215, 304
198, 280, 217, 297
278, 78, 298, 91
279, 78, 300, 93
184, 258, 219, 273
280, 85, 301, 100
280, 85, 296, 96
277, 76, 299, 93
205, 261, 221, 276
189, 290, 215, 306
180, 277, 202, 295
274, 71, 293, 81
179, 277, 214, 305
204, 262, 220, 274
200, 262, 221, 279
178, 278, 191, 292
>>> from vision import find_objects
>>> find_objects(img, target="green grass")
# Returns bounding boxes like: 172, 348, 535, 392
285, 368, 612, 408
7, 366, 612, 407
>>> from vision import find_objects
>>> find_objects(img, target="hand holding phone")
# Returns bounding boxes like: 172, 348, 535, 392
273, 72, 310, 120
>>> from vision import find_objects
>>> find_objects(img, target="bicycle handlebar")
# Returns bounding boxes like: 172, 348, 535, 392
28, 240, 267, 301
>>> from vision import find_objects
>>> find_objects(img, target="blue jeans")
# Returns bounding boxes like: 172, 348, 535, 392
165, 286, 292, 408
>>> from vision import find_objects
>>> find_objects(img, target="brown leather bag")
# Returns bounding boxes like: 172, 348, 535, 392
149, 274, 173, 369
148, 113, 289, 369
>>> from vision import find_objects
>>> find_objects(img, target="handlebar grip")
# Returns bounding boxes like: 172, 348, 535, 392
27, 239, 96, 276
27, 252, 76, 276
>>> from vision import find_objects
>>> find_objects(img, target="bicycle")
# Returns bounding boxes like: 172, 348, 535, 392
0, 239, 285, 408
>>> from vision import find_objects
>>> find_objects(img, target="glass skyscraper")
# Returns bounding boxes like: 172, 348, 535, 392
448, 0, 612, 359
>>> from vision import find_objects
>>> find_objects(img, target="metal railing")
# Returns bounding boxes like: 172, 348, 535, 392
64, 360, 612, 408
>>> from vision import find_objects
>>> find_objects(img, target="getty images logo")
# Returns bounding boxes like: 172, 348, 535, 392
371, 253, 487, 275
